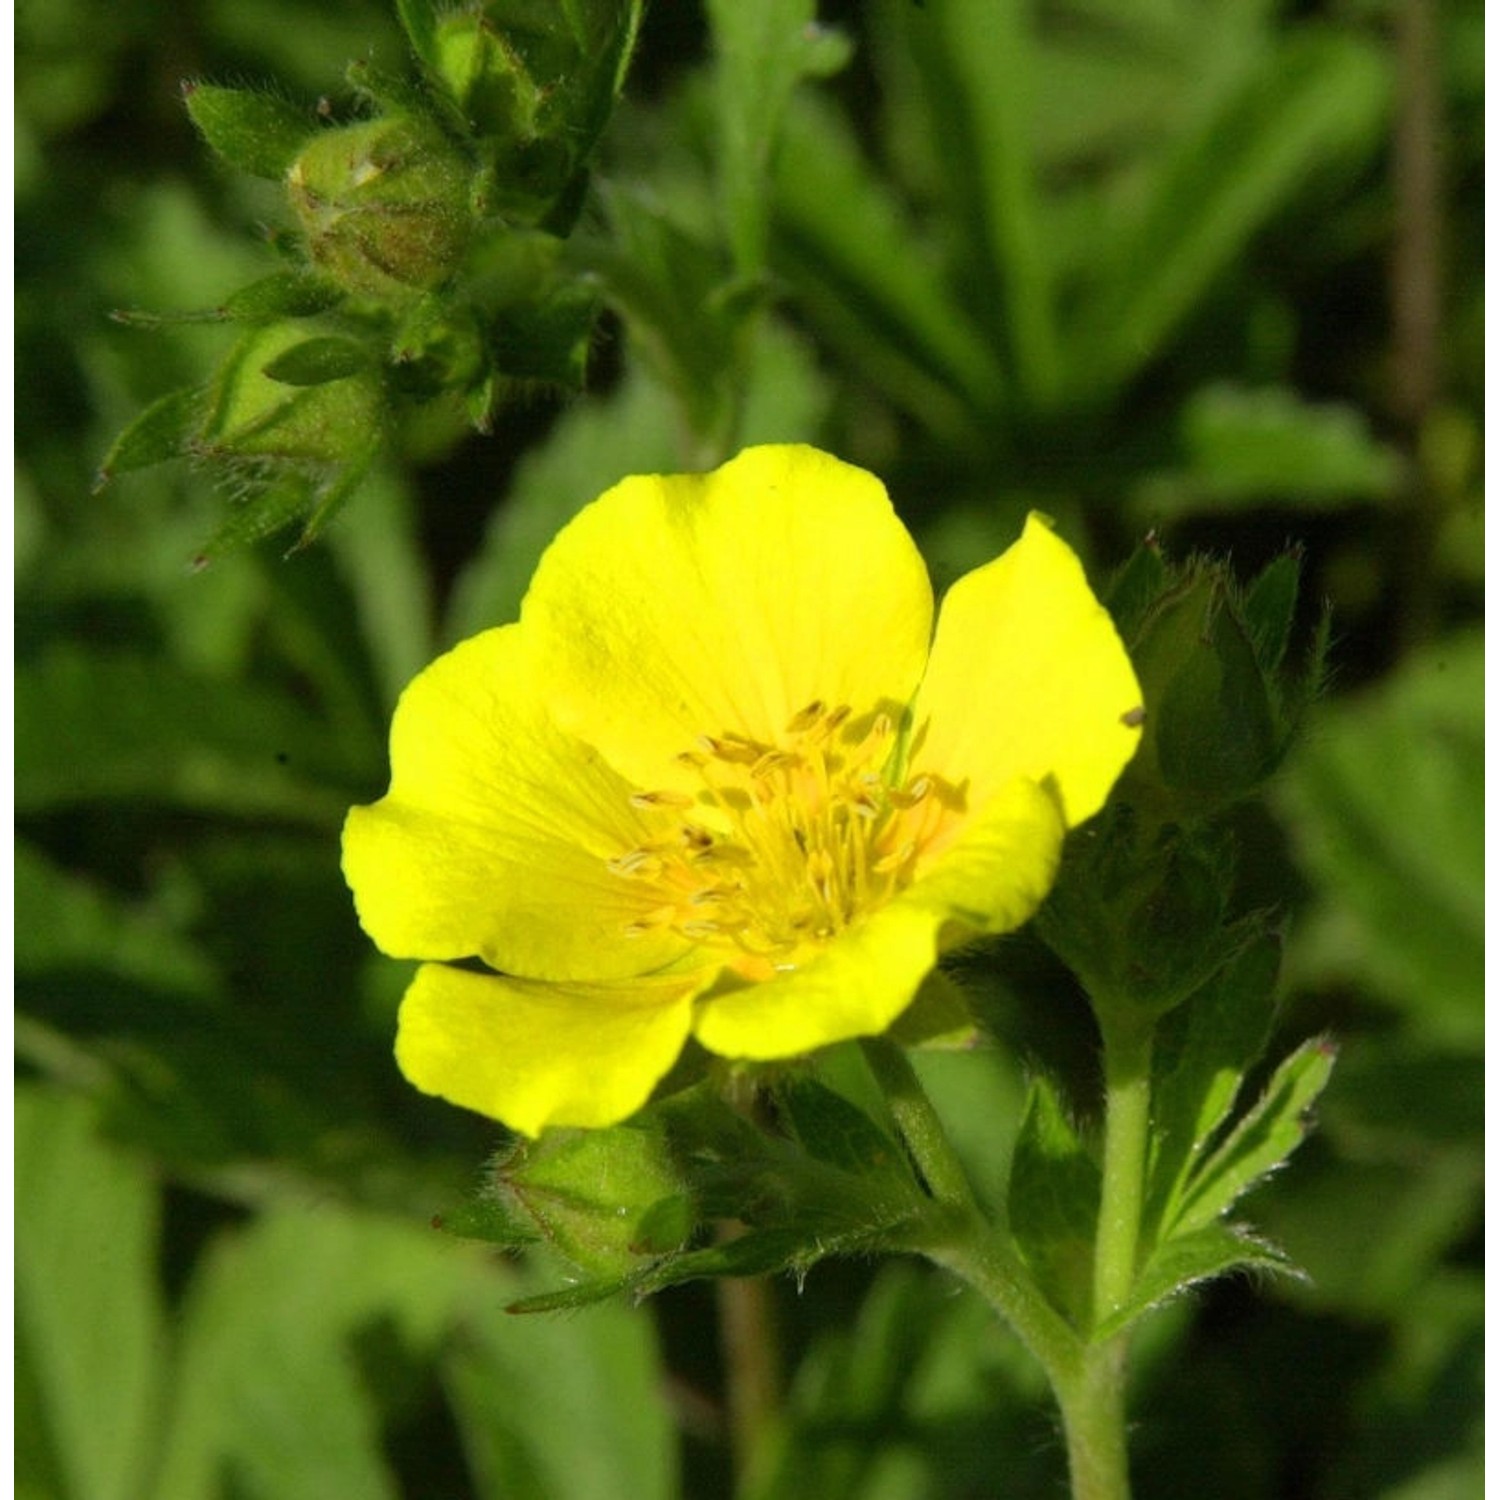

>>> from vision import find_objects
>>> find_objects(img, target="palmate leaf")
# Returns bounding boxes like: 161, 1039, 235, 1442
1070, 29, 1389, 398
773, 93, 1007, 432
898, 0, 1060, 410
1169, 1036, 1337, 1239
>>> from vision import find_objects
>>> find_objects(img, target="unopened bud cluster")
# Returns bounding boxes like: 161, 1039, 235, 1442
102, 0, 643, 552
1037, 540, 1324, 1026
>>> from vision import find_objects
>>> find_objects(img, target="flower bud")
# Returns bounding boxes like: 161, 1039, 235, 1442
198, 322, 380, 467
287, 118, 474, 297
1121, 556, 1301, 820
1036, 807, 1260, 1023
490, 1121, 691, 1277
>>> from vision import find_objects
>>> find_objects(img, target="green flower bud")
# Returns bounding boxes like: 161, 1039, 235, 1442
490, 1121, 691, 1277
1121, 556, 1298, 820
199, 322, 381, 466
287, 118, 474, 297
1036, 807, 1260, 1024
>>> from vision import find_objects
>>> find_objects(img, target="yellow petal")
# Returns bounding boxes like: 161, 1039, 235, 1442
521, 444, 933, 790
690, 897, 941, 1060
395, 964, 704, 1135
910, 515, 1142, 830
905, 775, 1067, 931
693, 778, 1064, 1059
342, 625, 691, 980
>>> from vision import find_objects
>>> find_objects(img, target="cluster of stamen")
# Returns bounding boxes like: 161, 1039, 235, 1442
608, 700, 962, 978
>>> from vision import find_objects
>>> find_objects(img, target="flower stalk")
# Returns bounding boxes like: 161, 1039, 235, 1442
1092, 1015, 1153, 1326
867, 1013, 1150, 1500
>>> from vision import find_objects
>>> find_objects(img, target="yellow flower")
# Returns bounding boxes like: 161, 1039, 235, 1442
343, 445, 1142, 1135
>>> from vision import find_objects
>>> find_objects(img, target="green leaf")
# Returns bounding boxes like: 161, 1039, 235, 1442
153, 1206, 493, 1500
1106, 539, 1171, 643
15, 841, 219, 1000
1074, 30, 1389, 397
15, 646, 369, 823
444, 1264, 677, 1500
1241, 549, 1303, 675
1134, 384, 1402, 517
706, 0, 850, 274
1171, 1036, 1337, 1238
1006, 1075, 1099, 1328
183, 82, 315, 180
16, 1087, 165, 1500
94, 386, 207, 485
260, 335, 372, 386
1144, 932, 1282, 1243
222, 271, 345, 321
197, 472, 323, 560
906, 0, 1060, 409
1276, 632, 1484, 1046
393, 0, 441, 73
774, 1075, 910, 1182
773, 93, 1006, 430
1094, 1223, 1296, 1341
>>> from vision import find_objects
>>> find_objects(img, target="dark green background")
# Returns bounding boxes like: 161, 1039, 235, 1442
16, 2, 1482, 1497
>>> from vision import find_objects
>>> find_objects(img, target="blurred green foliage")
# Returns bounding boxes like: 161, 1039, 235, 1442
16, 0, 1482, 1497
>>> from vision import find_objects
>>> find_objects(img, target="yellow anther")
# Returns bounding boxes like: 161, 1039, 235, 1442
785, 700, 825, 734
612, 706, 955, 966
630, 789, 694, 809
751, 749, 797, 778
608, 849, 661, 877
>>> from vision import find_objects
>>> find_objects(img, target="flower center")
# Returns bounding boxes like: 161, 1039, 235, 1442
609, 699, 962, 979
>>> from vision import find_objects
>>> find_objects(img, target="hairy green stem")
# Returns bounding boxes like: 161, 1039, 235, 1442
865, 1026, 1153, 1499
1093, 1018, 1154, 1324
1053, 1014, 1155, 1500
927, 1227, 1083, 1398
860, 1036, 979, 1214
1054, 1343, 1132, 1500
861, 1038, 1080, 1400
